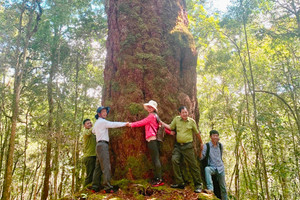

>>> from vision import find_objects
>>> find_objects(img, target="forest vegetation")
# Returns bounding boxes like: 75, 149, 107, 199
0, 0, 299, 199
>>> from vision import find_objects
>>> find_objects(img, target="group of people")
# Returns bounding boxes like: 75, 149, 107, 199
81, 100, 227, 199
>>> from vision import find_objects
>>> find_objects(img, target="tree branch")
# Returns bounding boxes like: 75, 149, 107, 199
255, 90, 298, 122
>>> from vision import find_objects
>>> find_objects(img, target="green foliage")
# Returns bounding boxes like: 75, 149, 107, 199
189, 0, 300, 199
0, 0, 107, 199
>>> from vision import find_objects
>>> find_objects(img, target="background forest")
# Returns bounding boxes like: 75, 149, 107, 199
0, 0, 299, 200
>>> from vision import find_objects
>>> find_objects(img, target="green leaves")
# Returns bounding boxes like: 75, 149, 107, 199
189, 0, 299, 199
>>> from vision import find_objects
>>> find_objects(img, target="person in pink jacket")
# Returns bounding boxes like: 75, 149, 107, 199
128, 100, 165, 187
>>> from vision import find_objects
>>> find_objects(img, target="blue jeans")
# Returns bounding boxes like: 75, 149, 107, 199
205, 166, 227, 200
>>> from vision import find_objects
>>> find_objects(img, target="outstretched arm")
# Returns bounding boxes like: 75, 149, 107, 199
104, 120, 127, 128
200, 143, 207, 160
130, 115, 152, 128
195, 132, 203, 145
83, 129, 93, 136
160, 121, 170, 130
195, 131, 203, 158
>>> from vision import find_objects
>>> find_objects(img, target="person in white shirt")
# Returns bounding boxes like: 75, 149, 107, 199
91, 106, 128, 193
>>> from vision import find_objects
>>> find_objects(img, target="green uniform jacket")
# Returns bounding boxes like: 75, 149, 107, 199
82, 128, 97, 157
170, 116, 199, 143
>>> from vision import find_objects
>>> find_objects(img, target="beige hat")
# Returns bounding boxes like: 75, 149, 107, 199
143, 100, 158, 111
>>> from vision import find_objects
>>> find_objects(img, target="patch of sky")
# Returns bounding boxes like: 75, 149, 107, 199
204, 0, 232, 16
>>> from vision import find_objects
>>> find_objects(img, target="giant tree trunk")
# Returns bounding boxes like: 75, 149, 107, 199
103, 0, 198, 180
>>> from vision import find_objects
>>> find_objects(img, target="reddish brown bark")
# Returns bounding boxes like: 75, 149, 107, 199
103, 0, 198, 180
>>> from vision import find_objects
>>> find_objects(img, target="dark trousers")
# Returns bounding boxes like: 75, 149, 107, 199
83, 156, 96, 186
94, 142, 113, 190
147, 140, 162, 179
172, 143, 202, 187
91, 157, 102, 190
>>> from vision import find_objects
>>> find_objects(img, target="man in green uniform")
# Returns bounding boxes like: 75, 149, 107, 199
82, 119, 101, 188
162, 106, 203, 193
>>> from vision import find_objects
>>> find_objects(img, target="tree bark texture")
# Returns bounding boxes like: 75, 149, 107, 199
103, 0, 198, 180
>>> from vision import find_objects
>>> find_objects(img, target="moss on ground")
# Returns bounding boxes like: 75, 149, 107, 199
198, 193, 220, 200
62, 179, 219, 200
124, 156, 151, 179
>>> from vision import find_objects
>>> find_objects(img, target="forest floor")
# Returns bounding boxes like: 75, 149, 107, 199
61, 179, 219, 200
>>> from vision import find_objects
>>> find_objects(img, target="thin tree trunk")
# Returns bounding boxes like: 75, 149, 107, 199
243, 20, 270, 200
287, 114, 300, 188
285, 62, 300, 135
41, 60, 54, 200
2, 3, 27, 199
52, 139, 59, 200
24, 163, 37, 200
229, 165, 237, 191
239, 0, 270, 198
21, 109, 30, 199
41, 59, 55, 200
0, 69, 6, 175
34, 181, 43, 200
234, 126, 241, 200
241, 143, 254, 193
222, 28, 262, 199
72, 52, 80, 194
279, 150, 289, 199
2, 1, 41, 199
41, 140, 51, 200
71, 145, 75, 195
255, 152, 265, 199
58, 163, 65, 199
41, 22, 59, 200
240, 148, 249, 191
31, 153, 43, 200
224, 93, 242, 199
0, 120, 10, 180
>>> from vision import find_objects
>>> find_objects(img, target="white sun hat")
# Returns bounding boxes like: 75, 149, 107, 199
143, 100, 158, 112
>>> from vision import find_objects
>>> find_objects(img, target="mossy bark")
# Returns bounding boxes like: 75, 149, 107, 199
103, 0, 199, 181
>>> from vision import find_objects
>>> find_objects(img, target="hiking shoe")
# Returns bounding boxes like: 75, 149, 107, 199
152, 179, 165, 187
89, 186, 102, 193
87, 185, 93, 190
194, 184, 203, 193
112, 185, 119, 192
203, 189, 214, 194
103, 186, 119, 194
103, 188, 114, 194
170, 183, 185, 189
